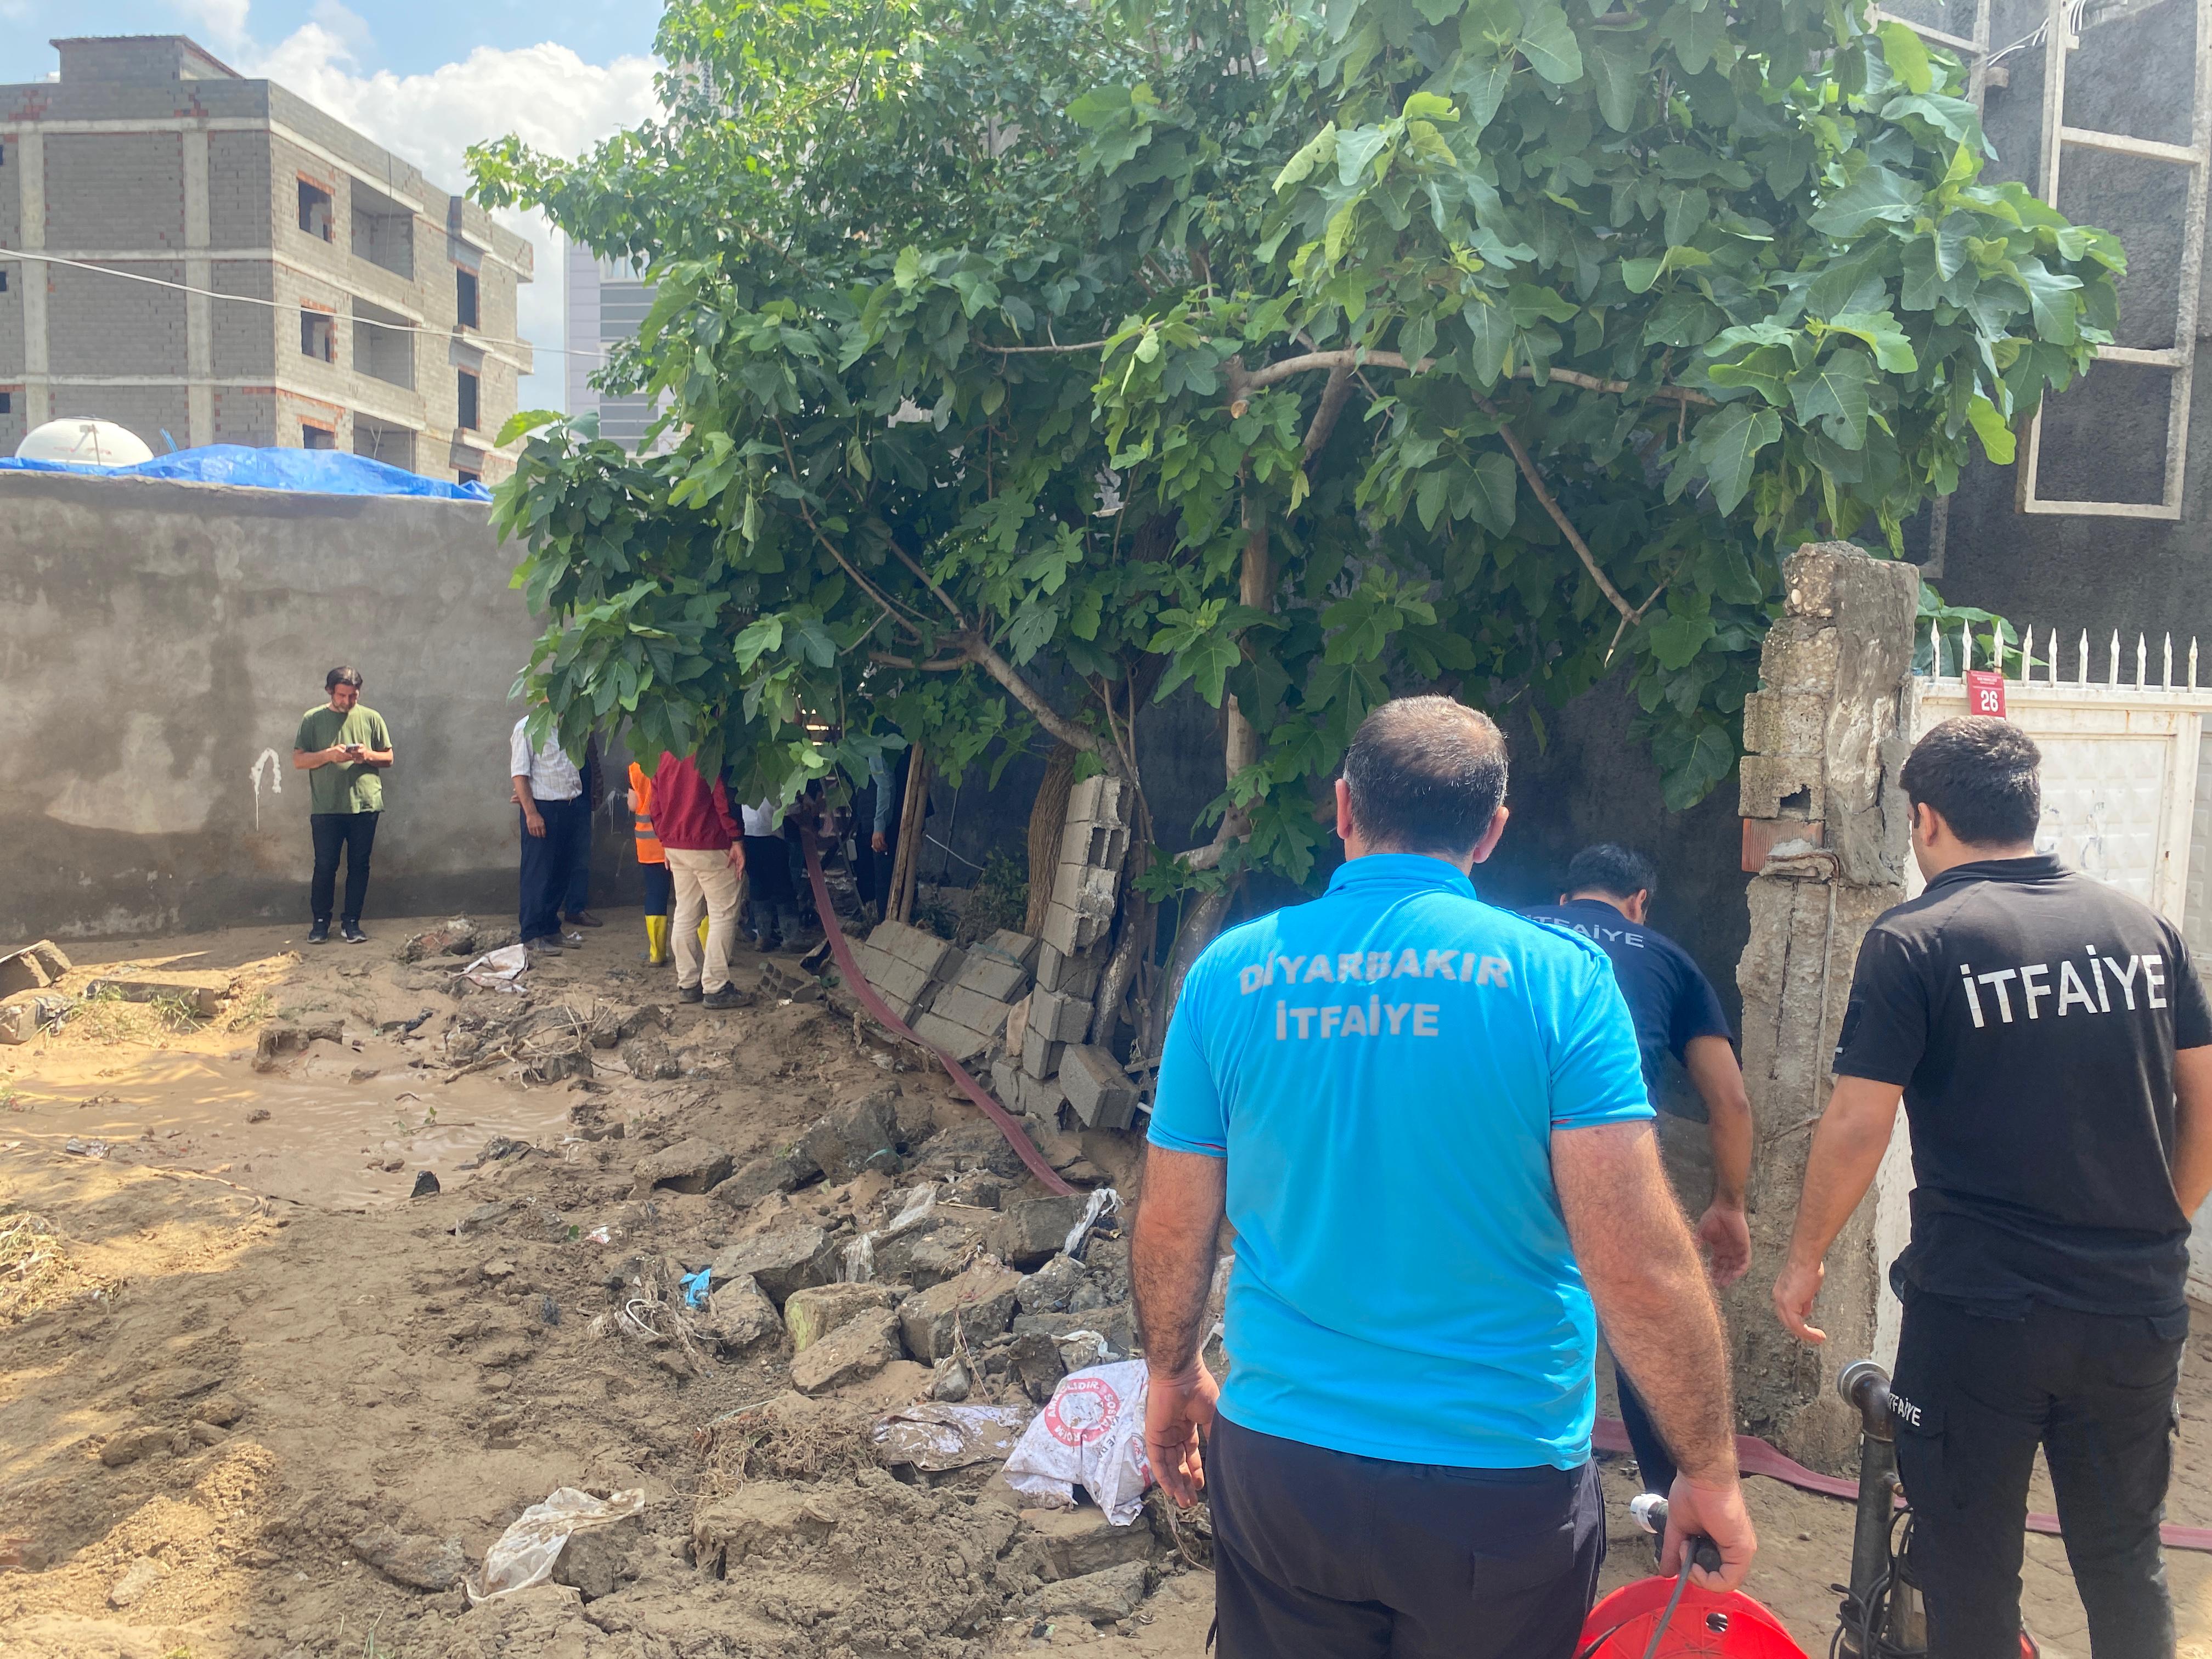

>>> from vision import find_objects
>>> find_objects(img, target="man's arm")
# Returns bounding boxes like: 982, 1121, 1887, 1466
2172, 1046, 2212, 1217
291, 747, 334, 770
1770, 1075, 1903, 1344
1132, 1146, 1225, 1506
512, 775, 546, 837
1683, 1035, 1753, 1286
1556, 1120, 1756, 1590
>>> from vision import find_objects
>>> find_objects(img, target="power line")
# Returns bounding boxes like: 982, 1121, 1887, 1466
0, 245, 618, 363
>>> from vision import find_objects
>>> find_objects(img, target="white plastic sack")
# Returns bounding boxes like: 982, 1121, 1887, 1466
1001, 1360, 1153, 1526
457, 943, 530, 993
466, 1486, 644, 1603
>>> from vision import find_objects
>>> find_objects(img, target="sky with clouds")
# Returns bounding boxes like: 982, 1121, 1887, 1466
0, 0, 667, 409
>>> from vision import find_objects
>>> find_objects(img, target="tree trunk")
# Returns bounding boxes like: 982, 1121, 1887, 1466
888, 747, 932, 924
1090, 822, 1155, 1049
1024, 743, 1077, 938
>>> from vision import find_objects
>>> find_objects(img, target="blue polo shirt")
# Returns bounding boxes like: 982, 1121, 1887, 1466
1148, 854, 1651, 1469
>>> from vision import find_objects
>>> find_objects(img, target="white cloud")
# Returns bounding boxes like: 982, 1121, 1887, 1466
233, 11, 662, 409
172, 0, 254, 52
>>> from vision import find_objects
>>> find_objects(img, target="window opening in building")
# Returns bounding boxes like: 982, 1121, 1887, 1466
456, 370, 479, 431
349, 179, 414, 281
302, 424, 335, 450
456, 469, 481, 486
1, 270, 9, 292
298, 180, 334, 242
0, 393, 12, 415
300, 309, 335, 363
455, 268, 479, 330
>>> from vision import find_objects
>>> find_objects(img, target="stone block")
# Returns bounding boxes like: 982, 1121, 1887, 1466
1017, 1252, 1086, 1314
898, 1260, 1025, 1362
1023, 1502, 1157, 1581
789, 1311, 902, 1395
1006, 1329, 1068, 1402
875, 1222, 981, 1289
1059, 1046, 1138, 1132
994, 1195, 1090, 1269
0, 939, 67, 998
352, 1526, 468, 1593
1013, 1304, 1136, 1359
709, 1224, 838, 1306
1022, 1023, 1065, 1080
712, 1149, 810, 1207
1030, 987, 1092, 1044
0, 995, 69, 1045
800, 1091, 899, 1182
552, 1513, 644, 1600
631, 1137, 732, 1194
707, 1276, 782, 1350
785, 1283, 897, 1352
1038, 1561, 1150, 1623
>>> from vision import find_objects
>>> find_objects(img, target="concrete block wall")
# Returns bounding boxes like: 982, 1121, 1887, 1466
0, 155, 18, 245
210, 387, 275, 445
50, 383, 189, 445
46, 132, 184, 249
47, 261, 188, 376
1725, 541, 1919, 1471
205, 131, 270, 250
0, 470, 552, 940
0, 261, 22, 367
210, 259, 274, 376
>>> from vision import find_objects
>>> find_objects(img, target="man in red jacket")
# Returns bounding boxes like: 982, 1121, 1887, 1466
651, 753, 746, 1007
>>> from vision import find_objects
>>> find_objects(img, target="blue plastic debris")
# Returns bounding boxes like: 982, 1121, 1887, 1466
680, 1267, 713, 1308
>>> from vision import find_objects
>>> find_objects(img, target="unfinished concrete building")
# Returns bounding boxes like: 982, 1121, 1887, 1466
0, 34, 532, 484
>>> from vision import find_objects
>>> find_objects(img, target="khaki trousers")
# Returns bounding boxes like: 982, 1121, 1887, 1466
666, 847, 741, 991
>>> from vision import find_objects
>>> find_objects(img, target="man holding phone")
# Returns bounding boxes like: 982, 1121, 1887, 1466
291, 665, 393, 944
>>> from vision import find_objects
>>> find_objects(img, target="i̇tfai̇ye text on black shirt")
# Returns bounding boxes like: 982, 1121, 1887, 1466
1832, 854, 2212, 1318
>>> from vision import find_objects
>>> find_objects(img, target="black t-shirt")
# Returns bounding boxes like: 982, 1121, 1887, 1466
1524, 899, 1733, 1096
1833, 854, 2212, 1318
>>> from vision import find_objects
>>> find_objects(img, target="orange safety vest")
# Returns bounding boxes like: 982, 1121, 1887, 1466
628, 762, 666, 864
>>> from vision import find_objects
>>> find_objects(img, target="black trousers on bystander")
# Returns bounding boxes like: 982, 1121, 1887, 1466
519, 798, 588, 943
1891, 1289, 2183, 1659
309, 810, 379, 926
1205, 1414, 1606, 1659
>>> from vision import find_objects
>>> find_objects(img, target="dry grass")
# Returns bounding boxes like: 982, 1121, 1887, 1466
698, 1397, 872, 1491
0, 1210, 116, 1324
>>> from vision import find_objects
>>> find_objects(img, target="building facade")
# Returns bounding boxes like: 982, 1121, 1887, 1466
0, 35, 532, 484
562, 240, 663, 450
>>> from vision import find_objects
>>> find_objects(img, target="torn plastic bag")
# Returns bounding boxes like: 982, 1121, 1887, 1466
467, 1486, 645, 1603
1001, 1360, 1152, 1525
870, 1402, 1032, 1472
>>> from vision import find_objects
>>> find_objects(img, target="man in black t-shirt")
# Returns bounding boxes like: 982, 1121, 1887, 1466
1775, 716, 2212, 1657
1528, 844, 1752, 1500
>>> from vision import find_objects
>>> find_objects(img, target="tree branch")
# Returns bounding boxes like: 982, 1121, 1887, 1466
1301, 363, 1358, 461
868, 651, 970, 672
965, 636, 1121, 774
1227, 350, 1714, 407
886, 540, 967, 625
978, 339, 1112, 355
1472, 392, 1638, 625
772, 422, 933, 639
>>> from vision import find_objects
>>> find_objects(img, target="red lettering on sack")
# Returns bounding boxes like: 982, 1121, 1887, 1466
1044, 1376, 1121, 1447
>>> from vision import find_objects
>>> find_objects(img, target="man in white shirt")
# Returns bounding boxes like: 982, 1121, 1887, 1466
741, 798, 800, 950
510, 713, 586, 955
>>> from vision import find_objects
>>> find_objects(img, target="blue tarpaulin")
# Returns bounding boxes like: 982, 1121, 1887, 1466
0, 444, 493, 501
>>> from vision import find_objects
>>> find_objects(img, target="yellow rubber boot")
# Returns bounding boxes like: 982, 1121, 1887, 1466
644, 914, 670, 966
697, 917, 710, 947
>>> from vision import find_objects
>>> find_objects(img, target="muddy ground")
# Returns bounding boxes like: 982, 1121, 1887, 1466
2, 911, 2209, 1658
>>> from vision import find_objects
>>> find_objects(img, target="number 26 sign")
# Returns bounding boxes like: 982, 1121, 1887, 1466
1963, 668, 2007, 718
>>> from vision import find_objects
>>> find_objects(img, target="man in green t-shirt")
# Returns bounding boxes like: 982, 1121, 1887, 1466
291, 666, 394, 944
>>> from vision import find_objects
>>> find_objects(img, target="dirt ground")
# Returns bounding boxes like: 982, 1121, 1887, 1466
2, 909, 2209, 1658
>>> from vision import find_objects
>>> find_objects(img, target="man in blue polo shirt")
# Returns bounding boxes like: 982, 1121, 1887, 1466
1135, 696, 1754, 1658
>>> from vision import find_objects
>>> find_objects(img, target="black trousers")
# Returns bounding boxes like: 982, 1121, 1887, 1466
1206, 1414, 1605, 1659
1614, 1364, 1677, 1499
519, 798, 588, 942
640, 862, 672, 917
1891, 1291, 2182, 1659
309, 811, 379, 926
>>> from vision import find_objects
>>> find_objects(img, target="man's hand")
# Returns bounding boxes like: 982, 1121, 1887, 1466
1143, 1360, 1219, 1507
1694, 1200, 1751, 1288
725, 843, 745, 872
1771, 1256, 1826, 1344
523, 811, 547, 839
871, 831, 888, 854
1663, 1472, 1757, 1593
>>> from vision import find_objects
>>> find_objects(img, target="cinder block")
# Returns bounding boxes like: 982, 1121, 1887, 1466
1036, 943, 1104, 1001
929, 984, 1015, 1039
1064, 774, 1126, 831
1030, 987, 1092, 1044
1059, 1045, 1138, 1132
1022, 1023, 1065, 1080
980, 929, 1040, 972
910, 1011, 993, 1063
952, 945, 1032, 1003
1040, 904, 1083, 958
1052, 861, 1120, 917
1018, 1070, 1068, 1120
1057, 817, 1131, 872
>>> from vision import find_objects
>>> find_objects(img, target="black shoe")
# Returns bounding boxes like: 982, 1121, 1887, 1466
566, 911, 605, 928
341, 922, 368, 944
307, 922, 330, 945
702, 985, 749, 1010
678, 984, 704, 1004
526, 937, 562, 957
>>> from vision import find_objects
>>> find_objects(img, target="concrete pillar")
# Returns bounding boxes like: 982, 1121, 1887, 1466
1724, 541, 1919, 1471
17, 128, 48, 426
182, 127, 213, 448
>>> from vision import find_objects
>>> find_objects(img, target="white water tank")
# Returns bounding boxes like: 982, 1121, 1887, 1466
15, 418, 155, 467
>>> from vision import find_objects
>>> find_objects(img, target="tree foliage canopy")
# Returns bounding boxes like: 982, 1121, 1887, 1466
474, 0, 2118, 898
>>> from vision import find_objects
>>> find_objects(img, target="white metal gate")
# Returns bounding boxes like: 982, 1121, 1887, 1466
1871, 620, 2212, 1362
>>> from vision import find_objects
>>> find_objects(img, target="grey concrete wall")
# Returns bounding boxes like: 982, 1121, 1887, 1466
0, 471, 557, 940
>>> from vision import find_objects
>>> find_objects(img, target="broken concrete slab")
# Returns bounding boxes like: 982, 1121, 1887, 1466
84, 971, 229, 1017
712, 1149, 811, 1208
784, 1283, 897, 1352
898, 1260, 1024, 1363
1038, 1560, 1150, 1623
707, 1276, 782, 1350
708, 1224, 839, 1306
800, 1092, 899, 1183
1023, 1503, 1156, 1581
0, 939, 69, 999
993, 1195, 1091, 1270
789, 1311, 903, 1395
352, 1526, 469, 1593
631, 1137, 733, 1194
0, 994, 70, 1045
